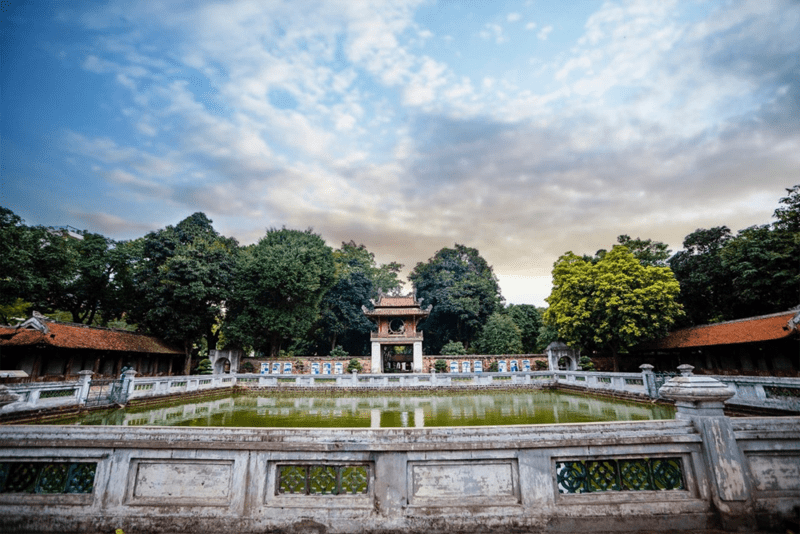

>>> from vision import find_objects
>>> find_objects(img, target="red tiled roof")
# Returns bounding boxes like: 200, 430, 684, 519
376, 296, 418, 307
0, 321, 182, 354
642, 310, 800, 350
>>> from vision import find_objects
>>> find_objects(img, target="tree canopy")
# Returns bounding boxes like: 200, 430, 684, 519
129, 212, 239, 373
224, 228, 336, 357
477, 312, 523, 355
544, 245, 683, 371
409, 244, 503, 353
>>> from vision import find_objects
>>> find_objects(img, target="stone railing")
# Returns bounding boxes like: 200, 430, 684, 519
0, 381, 82, 412
0, 370, 797, 533
3, 366, 800, 415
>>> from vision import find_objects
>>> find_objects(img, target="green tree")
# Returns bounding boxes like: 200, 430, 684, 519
668, 226, 734, 325
504, 304, 542, 353
616, 235, 671, 267
477, 312, 523, 355
317, 269, 375, 355
333, 241, 403, 296
440, 340, 467, 355
346, 358, 362, 373
409, 244, 503, 353
0, 207, 73, 321
544, 245, 683, 371
130, 213, 238, 374
224, 228, 336, 357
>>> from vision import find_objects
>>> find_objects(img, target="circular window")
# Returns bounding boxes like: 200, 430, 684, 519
389, 318, 405, 334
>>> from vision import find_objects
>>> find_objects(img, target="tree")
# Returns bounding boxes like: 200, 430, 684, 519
544, 245, 683, 371
504, 304, 542, 353
332, 241, 403, 296
477, 312, 523, 355
616, 235, 671, 267
129, 213, 238, 374
668, 226, 734, 326
409, 244, 503, 353
0, 207, 73, 321
440, 340, 467, 355
224, 228, 336, 357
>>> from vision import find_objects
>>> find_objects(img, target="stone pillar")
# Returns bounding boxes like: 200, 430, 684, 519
639, 363, 656, 398
412, 341, 423, 373
77, 370, 93, 405
659, 364, 755, 531
120, 369, 138, 404
371, 342, 381, 374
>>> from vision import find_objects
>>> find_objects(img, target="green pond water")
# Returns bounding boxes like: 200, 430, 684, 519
50, 390, 674, 428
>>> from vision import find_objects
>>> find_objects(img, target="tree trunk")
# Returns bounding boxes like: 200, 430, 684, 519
612, 346, 620, 373
183, 340, 192, 375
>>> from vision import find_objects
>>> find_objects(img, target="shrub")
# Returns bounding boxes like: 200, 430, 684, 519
346, 358, 362, 373
240, 361, 255, 373
433, 359, 448, 373
535, 359, 548, 370
331, 346, 349, 358
487, 361, 499, 372
440, 340, 467, 356
578, 355, 595, 371
195, 358, 213, 375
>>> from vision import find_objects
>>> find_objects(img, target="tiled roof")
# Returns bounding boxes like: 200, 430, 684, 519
640, 310, 800, 350
375, 296, 418, 307
0, 321, 183, 354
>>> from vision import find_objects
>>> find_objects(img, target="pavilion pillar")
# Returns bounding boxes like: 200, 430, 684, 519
413, 342, 423, 373
371, 342, 381, 374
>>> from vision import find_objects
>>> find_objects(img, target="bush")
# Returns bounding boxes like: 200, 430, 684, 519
195, 358, 213, 375
487, 361, 499, 372
346, 358, 362, 373
578, 355, 595, 371
240, 361, 255, 373
433, 359, 448, 373
535, 359, 548, 370
440, 340, 467, 356
331, 346, 349, 358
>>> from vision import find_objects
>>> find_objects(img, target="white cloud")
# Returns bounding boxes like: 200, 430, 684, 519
537, 25, 553, 40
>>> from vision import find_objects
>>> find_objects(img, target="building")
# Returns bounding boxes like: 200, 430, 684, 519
0, 316, 184, 381
363, 294, 431, 373
635, 308, 800, 375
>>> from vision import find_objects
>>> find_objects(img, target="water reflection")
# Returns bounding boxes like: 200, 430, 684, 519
52, 390, 674, 428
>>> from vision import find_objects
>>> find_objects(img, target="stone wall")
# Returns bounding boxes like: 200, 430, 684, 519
0, 415, 797, 533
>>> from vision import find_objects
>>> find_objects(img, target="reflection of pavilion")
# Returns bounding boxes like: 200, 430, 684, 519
363, 295, 431, 373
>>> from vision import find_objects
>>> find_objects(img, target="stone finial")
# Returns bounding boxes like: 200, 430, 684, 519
639, 364, 654, 372
658, 366, 734, 418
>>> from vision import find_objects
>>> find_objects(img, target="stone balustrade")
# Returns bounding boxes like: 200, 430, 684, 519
3, 366, 800, 415
0, 370, 797, 533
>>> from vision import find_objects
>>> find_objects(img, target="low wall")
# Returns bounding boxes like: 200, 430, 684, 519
4, 368, 800, 416
0, 415, 797, 533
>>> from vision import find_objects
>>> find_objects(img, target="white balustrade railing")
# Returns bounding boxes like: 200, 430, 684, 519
3, 367, 799, 414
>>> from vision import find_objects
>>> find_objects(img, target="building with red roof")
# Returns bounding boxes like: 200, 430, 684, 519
363, 294, 431, 373
635, 308, 800, 375
0, 316, 183, 381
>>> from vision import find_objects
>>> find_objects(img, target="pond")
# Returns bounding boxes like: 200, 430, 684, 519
50, 389, 675, 428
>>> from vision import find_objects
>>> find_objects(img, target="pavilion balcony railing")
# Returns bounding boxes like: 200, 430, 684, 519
370, 330, 424, 340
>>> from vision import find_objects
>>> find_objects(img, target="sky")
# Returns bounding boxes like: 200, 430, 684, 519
2, 0, 799, 306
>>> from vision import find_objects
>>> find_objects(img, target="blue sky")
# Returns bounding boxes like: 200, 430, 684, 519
2, 0, 799, 306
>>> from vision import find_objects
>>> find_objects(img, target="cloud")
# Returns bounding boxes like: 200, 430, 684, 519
33, 0, 800, 306
537, 25, 553, 40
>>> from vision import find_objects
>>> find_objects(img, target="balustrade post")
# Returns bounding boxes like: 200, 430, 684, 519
639, 364, 656, 398
121, 369, 137, 404
77, 370, 93, 405
659, 364, 755, 531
